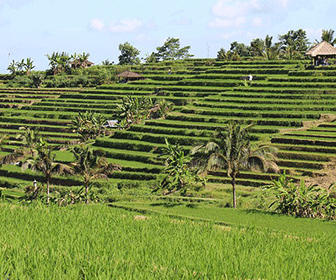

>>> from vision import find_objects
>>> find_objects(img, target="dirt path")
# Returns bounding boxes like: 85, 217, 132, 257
279, 114, 336, 134
279, 114, 336, 187
304, 158, 336, 187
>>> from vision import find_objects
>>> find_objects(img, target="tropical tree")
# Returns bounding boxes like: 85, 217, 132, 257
70, 144, 121, 202
22, 139, 73, 203
217, 48, 227, 60
278, 29, 309, 59
70, 111, 106, 142
321, 29, 336, 46
159, 139, 195, 194
190, 122, 278, 208
46, 52, 71, 74
117, 96, 153, 128
118, 42, 140, 65
102, 59, 114, 65
250, 38, 265, 57
32, 73, 45, 88
15, 59, 25, 75
263, 35, 281, 60
155, 37, 193, 61
144, 52, 159, 63
7, 60, 17, 76
74, 52, 91, 68
147, 99, 173, 119
1, 127, 42, 166
229, 41, 251, 57
23, 58, 35, 75
0, 133, 8, 167
250, 35, 280, 60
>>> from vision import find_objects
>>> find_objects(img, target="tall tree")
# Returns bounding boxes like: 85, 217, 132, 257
230, 41, 251, 57
118, 42, 140, 65
321, 29, 336, 46
278, 29, 309, 55
71, 145, 121, 203
1, 127, 42, 165
191, 122, 278, 208
46, 52, 71, 74
250, 36, 280, 60
217, 48, 227, 60
22, 139, 73, 203
156, 37, 193, 61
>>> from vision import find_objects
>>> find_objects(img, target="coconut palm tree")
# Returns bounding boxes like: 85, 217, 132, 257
71, 144, 121, 203
22, 140, 74, 203
191, 122, 278, 208
0, 127, 41, 165
321, 29, 336, 46
0, 133, 8, 167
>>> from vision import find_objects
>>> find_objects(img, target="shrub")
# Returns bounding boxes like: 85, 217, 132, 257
267, 172, 336, 219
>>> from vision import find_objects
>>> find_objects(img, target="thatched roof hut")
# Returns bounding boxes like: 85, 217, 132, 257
70, 59, 94, 69
306, 41, 336, 66
115, 71, 144, 82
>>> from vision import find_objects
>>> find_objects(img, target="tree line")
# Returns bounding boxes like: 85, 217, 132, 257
217, 29, 336, 61
5, 29, 336, 81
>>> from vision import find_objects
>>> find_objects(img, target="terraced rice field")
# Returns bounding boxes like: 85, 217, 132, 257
1, 59, 336, 191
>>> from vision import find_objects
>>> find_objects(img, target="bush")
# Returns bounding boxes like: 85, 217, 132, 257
267, 172, 336, 219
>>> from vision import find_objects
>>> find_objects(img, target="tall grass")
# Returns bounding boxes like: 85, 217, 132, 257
0, 203, 334, 279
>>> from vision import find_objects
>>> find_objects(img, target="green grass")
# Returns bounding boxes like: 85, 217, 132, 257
0, 203, 335, 279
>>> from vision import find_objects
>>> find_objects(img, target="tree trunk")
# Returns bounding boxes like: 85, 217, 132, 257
47, 180, 50, 204
85, 184, 89, 204
231, 175, 236, 209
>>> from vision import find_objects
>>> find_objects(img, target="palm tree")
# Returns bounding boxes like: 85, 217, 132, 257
191, 122, 278, 208
321, 29, 336, 46
0, 133, 8, 167
46, 52, 71, 74
16, 59, 25, 75
77, 52, 91, 67
263, 35, 281, 60
71, 145, 121, 203
24, 58, 35, 75
7, 60, 17, 76
0, 127, 42, 165
22, 140, 73, 203
148, 99, 173, 119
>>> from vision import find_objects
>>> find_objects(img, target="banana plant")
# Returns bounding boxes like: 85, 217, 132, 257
24, 58, 35, 75
7, 60, 17, 75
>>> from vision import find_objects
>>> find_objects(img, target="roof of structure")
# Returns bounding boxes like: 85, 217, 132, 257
115, 71, 143, 78
306, 41, 336, 57
70, 59, 94, 66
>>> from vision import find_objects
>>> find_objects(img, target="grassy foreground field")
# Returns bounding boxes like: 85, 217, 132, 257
0, 203, 335, 279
